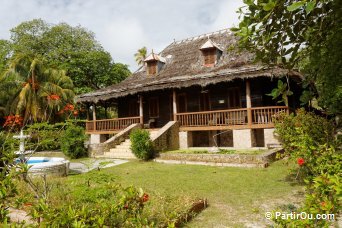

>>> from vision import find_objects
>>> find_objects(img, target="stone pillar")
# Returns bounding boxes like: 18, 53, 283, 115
179, 131, 192, 149
233, 129, 253, 148
173, 90, 177, 121
264, 128, 280, 147
90, 134, 106, 145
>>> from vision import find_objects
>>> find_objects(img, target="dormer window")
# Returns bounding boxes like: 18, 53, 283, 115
203, 48, 216, 66
200, 39, 223, 67
144, 51, 165, 76
147, 60, 157, 75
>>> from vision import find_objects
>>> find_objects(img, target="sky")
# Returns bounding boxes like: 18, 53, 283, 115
0, 0, 244, 70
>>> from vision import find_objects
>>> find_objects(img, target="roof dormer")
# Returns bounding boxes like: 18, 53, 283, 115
144, 51, 165, 76
200, 38, 223, 67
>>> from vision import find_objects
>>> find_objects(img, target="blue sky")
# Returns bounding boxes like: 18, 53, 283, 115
0, 0, 243, 70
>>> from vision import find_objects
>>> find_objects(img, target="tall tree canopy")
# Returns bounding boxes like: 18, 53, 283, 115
134, 47, 147, 66
3, 19, 131, 94
233, 0, 342, 114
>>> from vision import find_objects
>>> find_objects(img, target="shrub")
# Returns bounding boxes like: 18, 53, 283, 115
273, 109, 341, 227
29, 185, 152, 227
0, 131, 19, 222
130, 129, 154, 160
26, 122, 65, 151
60, 124, 87, 159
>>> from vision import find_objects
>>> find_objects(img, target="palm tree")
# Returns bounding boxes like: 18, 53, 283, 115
0, 53, 74, 123
134, 47, 147, 66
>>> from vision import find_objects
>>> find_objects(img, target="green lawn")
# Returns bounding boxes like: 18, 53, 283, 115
66, 160, 304, 227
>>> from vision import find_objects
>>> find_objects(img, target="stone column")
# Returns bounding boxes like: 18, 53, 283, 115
233, 129, 253, 148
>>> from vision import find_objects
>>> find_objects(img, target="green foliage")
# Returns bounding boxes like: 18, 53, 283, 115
0, 131, 19, 222
234, 0, 342, 114
60, 123, 87, 159
6, 19, 130, 94
134, 47, 147, 66
28, 184, 152, 227
273, 109, 341, 226
26, 122, 66, 151
267, 80, 293, 106
130, 129, 154, 160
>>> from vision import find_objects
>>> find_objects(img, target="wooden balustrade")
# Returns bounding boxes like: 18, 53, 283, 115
251, 106, 288, 125
176, 106, 288, 129
86, 116, 140, 133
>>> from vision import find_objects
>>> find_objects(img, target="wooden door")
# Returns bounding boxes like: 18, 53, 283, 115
177, 94, 187, 113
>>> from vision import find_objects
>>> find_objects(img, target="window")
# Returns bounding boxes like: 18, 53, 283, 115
149, 97, 159, 117
203, 48, 216, 66
147, 61, 157, 75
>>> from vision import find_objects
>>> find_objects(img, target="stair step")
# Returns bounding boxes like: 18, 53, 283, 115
115, 145, 131, 149
110, 148, 132, 153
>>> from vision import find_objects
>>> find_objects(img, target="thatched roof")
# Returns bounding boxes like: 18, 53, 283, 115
77, 29, 300, 103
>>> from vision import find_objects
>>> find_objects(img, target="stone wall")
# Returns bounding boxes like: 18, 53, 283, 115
157, 148, 284, 168
152, 121, 179, 152
264, 128, 280, 147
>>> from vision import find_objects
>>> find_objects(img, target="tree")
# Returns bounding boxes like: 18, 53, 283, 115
4, 19, 130, 94
134, 47, 147, 66
233, 0, 342, 114
0, 53, 74, 123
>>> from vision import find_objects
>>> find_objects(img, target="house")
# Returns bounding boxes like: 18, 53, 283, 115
77, 29, 302, 155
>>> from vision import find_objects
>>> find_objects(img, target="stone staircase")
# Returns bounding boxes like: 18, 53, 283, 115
98, 129, 160, 159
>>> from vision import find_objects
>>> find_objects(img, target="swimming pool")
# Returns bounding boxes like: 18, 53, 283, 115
18, 157, 70, 176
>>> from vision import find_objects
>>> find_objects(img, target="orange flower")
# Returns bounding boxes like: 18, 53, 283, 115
64, 104, 74, 111
48, 94, 60, 101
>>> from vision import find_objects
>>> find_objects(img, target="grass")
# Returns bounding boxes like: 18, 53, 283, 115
14, 158, 304, 227
68, 159, 303, 227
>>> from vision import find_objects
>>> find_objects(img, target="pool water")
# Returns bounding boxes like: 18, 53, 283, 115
16, 158, 50, 164
27, 159, 50, 164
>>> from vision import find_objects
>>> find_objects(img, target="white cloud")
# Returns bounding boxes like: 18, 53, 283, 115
0, 0, 244, 70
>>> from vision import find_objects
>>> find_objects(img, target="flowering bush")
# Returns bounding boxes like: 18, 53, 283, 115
273, 109, 341, 226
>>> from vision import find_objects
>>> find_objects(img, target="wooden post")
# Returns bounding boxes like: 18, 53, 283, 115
92, 104, 96, 131
173, 90, 177, 121
246, 80, 252, 127
139, 95, 143, 125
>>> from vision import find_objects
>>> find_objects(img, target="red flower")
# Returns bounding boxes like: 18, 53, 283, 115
297, 158, 305, 166
73, 111, 79, 116
321, 202, 326, 207
142, 193, 149, 203
123, 204, 129, 209
47, 94, 60, 101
